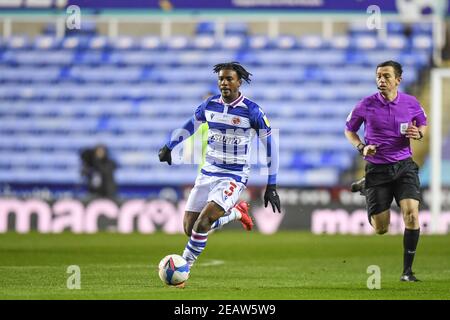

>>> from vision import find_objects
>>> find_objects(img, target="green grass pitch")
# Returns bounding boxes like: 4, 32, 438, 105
0, 231, 449, 300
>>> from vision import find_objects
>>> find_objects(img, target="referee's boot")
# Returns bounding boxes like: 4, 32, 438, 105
350, 177, 366, 196
400, 268, 420, 282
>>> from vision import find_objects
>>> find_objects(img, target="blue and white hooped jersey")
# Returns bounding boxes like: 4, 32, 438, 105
194, 94, 272, 184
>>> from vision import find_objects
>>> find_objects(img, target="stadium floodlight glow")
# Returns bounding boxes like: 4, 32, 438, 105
430, 68, 450, 234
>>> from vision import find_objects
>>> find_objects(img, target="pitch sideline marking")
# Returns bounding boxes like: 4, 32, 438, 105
196, 259, 225, 267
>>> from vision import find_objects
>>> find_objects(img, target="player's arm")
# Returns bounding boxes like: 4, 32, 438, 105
253, 108, 281, 213
159, 102, 207, 165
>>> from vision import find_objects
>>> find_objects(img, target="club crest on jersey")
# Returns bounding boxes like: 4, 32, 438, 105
232, 117, 241, 125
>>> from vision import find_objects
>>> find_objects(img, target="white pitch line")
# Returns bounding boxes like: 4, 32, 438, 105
196, 259, 225, 267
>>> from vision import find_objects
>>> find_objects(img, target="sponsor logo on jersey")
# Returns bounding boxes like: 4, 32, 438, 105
263, 115, 270, 127
210, 133, 241, 145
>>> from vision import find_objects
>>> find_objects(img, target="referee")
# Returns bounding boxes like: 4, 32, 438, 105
344, 60, 427, 282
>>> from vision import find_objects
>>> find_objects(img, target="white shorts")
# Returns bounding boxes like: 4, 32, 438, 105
185, 173, 246, 213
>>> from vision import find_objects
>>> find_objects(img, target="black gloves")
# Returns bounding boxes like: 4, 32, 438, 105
264, 184, 281, 213
158, 145, 172, 165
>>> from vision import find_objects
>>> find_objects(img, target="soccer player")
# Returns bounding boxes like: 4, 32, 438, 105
158, 62, 281, 276
344, 60, 427, 282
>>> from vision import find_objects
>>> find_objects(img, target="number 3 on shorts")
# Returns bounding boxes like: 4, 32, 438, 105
224, 181, 237, 196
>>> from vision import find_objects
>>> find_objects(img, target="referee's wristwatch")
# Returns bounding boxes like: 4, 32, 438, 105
415, 131, 424, 141
356, 143, 366, 155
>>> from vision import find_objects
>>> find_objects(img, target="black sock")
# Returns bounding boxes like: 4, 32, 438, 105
403, 228, 420, 274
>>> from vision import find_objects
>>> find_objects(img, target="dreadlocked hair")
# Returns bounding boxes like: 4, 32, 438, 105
213, 62, 252, 84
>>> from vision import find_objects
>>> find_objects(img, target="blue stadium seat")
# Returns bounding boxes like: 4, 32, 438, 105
383, 34, 408, 50
192, 35, 217, 50
218, 35, 246, 50
151, 67, 212, 83
2, 50, 74, 65
0, 25, 433, 188
61, 36, 90, 49
271, 118, 344, 134
298, 35, 327, 49
225, 22, 248, 36
88, 36, 110, 50
166, 36, 191, 50
110, 36, 138, 50
350, 35, 380, 50
386, 22, 405, 34
412, 22, 432, 35
0, 67, 61, 82
273, 35, 298, 50
69, 66, 142, 82
329, 36, 350, 49
5, 35, 31, 50
248, 35, 272, 50
139, 36, 164, 50
195, 21, 215, 35
33, 36, 61, 50
412, 35, 433, 51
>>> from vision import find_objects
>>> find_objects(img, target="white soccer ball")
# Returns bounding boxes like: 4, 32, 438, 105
158, 254, 190, 286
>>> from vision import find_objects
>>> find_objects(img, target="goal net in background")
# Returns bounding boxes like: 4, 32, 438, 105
427, 68, 450, 233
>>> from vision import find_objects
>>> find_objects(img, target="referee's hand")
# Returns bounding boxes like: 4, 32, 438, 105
406, 121, 421, 140
158, 145, 172, 165
363, 145, 377, 157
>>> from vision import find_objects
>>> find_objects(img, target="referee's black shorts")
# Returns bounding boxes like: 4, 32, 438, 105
364, 157, 421, 220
